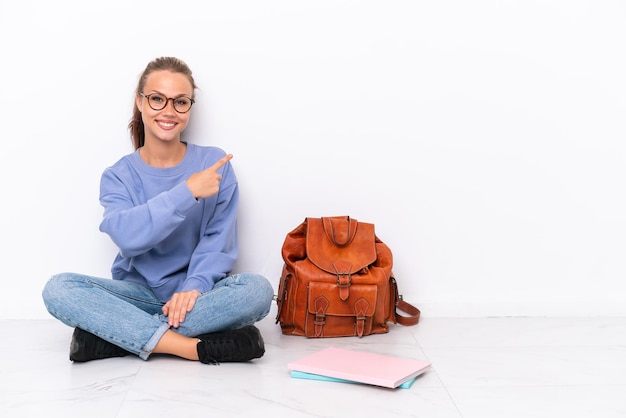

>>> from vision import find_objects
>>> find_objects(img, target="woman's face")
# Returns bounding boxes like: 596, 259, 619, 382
136, 70, 194, 145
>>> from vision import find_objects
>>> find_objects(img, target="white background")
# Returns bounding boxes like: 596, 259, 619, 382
1, 0, 625, 319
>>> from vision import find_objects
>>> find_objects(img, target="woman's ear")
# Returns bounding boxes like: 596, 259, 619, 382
135, 94, 143, 112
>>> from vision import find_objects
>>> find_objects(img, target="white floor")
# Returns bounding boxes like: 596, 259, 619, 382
2, 308, 625, 418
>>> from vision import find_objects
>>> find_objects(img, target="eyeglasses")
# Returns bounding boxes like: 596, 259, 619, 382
140, 92, 195, 113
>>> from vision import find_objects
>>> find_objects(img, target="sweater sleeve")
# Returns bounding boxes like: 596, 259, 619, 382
180, 178, 239, 293
99, 170, 198, 258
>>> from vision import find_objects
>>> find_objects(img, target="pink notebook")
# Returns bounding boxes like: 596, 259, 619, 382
287, 347, 431, 389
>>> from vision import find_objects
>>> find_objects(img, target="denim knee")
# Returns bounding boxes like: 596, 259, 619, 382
42, 273, 63, 304
245, 273, 275, 315
41, 272, 84, 316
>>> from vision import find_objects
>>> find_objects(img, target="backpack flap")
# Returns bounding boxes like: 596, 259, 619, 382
306, 216, 377, 275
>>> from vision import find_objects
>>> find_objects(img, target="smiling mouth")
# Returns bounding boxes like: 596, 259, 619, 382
157, 121, 176, 129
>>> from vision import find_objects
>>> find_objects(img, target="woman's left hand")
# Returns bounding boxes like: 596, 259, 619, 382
162, 290, 201, 328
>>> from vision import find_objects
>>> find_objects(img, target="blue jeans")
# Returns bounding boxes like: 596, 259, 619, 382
42, 272, 274, 360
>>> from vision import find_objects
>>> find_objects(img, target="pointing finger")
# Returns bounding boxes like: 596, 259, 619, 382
209, 154, 233, 172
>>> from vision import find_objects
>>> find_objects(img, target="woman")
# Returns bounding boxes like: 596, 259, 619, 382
42, 57, 274, 364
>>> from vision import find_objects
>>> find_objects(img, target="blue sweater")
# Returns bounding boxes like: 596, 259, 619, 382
99, 143, 239, 302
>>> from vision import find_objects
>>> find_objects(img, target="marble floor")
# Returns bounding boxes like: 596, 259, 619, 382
1, 308, 625, 418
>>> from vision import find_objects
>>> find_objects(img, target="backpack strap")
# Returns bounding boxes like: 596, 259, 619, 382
391, 277, 421, 326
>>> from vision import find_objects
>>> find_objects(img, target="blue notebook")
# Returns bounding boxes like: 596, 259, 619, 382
290, 370, 418, 389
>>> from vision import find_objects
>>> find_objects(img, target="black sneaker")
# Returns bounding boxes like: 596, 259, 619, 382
196, 325, 265, 364
69, 328, 131, 362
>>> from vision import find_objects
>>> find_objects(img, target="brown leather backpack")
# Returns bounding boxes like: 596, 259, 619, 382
275, 216, 420, 338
